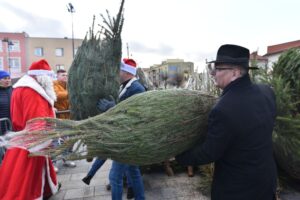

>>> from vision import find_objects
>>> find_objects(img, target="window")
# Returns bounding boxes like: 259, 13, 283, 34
9, 40, 20, 52
74, 48, 78, 55
0, 42, 2, 52
0, 57, 3, 70
55, 48, 64, 57
34, 47, 44, 56
9, 57, 21, 73
56, 65, 65, 71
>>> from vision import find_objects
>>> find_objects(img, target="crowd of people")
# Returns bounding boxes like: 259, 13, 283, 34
0, 44, 278, 200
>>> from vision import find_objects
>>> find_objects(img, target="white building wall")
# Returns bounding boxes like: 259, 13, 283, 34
266, 53, 280, 68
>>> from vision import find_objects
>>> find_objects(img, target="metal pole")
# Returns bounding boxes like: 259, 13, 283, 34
126, 43, 129, 58
71, 12, 75, 58
67, 3, 75, 58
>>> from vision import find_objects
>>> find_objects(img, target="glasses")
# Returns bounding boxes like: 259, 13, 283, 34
207, 64, 234, 74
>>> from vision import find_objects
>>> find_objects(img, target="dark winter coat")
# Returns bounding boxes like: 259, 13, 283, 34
119, 79, 145, 102
176, 74, 277, 200
0, 86, 12, 135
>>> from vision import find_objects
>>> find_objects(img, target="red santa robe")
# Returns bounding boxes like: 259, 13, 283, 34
0, 75, 58, 200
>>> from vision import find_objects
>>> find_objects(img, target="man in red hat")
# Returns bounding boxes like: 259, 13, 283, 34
96, 58, 146, 200
0, 59, 59, 200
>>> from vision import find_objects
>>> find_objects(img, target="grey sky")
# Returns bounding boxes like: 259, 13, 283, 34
1, 0, 300, 70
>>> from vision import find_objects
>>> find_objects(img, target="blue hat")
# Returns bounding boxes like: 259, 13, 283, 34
0, 70, 10, 79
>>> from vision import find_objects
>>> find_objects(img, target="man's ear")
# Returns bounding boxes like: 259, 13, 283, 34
233, 68, 241, 78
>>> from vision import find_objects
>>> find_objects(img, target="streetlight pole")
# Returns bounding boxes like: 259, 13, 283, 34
126, 43, 130, 58
2, 38, 13, 74
67, 3, 75, 58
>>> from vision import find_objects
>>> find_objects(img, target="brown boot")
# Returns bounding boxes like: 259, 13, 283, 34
187, 166, 194, 177
164, 160, 174, 176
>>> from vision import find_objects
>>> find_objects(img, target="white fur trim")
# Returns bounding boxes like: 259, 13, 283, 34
34, 167, 45, 200
120, 62, 137, 76
34, 158, 58, 200
119, 77, 137, 98
13, 75, 55, 106
45, 158, 59, 194
28, 69, 55, 77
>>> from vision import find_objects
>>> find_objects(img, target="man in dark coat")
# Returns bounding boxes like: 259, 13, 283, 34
94, 58, 145, 200
176, 44, 277, 200
0, 70, 12, 165
0, 70, 12, 135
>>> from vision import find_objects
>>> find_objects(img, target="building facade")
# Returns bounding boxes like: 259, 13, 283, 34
264, 40, 300, 68
250, 51, 268, 68
27, 37, 83, 72
149, 59, 194, 88
0, 32, 83, 78
0, 32, 27, 78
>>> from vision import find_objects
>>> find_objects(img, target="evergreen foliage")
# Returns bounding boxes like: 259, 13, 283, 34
6, 90, 216, 166
256, 48, 300, 181
273, 49, 300, 114
68, 0, 125, 120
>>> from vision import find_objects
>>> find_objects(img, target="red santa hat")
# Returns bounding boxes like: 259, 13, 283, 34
121, 58, 137, 76
27, 59, 54, 77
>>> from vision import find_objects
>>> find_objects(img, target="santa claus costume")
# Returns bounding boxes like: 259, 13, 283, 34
0, 59, 59, 200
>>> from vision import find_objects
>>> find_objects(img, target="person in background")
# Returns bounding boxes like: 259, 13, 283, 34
0, 70, 12, 135
98, 58, 145, 200
176, 44, 277, 200
0, 70, 12, 165
53, 69, 76, 168
54, 69, 70, 119
0, 59, 59, 200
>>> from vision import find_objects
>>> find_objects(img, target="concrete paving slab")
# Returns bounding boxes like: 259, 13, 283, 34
49, 159, 300, 200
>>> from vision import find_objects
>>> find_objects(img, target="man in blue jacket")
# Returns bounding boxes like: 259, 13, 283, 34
176, 44, 277, 200
98, 58, 145, 200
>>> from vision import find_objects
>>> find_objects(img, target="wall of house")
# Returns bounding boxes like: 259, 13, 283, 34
27, 37, 83, 72
0, 32, 84, 77
148, 59, 194, 88
0, 32, 27, 78
266, 53, 280, 68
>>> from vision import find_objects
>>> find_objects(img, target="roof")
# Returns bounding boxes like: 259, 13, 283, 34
250, 51, 268, 61
265, 40, 300, 56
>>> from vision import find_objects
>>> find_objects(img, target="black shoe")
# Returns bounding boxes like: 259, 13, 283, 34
82, 175, 92, 185
127, 187, 134, 199
58, 182, 62, 191
106, 184, 111, 191
123, 176, 128, 187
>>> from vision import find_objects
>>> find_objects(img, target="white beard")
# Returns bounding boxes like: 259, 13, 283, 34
36, 75, 57, 102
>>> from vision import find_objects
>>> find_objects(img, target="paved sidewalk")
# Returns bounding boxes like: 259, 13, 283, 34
49, 159, 300, 200
49, 159, 208, 200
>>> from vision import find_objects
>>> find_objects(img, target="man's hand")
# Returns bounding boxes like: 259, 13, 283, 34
97, 97, 116, 113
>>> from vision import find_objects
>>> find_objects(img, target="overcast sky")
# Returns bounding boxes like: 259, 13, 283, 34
1, 0, 300, 71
